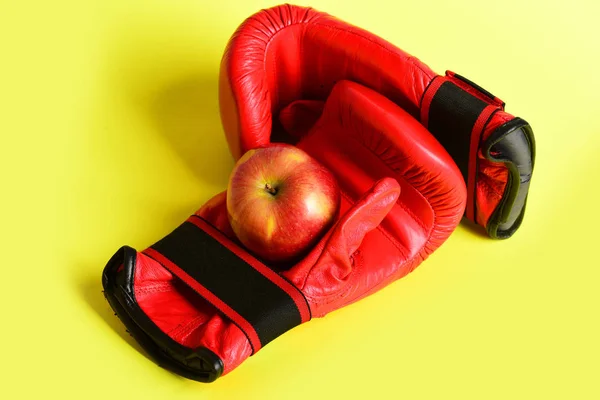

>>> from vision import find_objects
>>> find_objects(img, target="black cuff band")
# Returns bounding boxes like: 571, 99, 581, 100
144, 215, 310, 353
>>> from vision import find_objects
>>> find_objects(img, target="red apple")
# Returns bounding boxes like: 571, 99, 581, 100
226, 144, 340, 264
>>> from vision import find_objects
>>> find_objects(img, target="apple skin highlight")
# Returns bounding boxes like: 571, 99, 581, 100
226, 144, 340, 264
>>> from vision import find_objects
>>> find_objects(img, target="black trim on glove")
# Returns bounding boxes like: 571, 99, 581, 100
102, 246, 224, 383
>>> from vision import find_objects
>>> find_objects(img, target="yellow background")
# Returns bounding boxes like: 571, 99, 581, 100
2, 0, 599, 398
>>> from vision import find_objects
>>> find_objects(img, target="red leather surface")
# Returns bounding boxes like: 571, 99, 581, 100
467, 105, 499, 222
132, 81, 466, 376
219, 3, 517, 232
142, 246, 264, 353
278, 100, 324, 140
219, 4, 435, 160
476, 110, 514, 227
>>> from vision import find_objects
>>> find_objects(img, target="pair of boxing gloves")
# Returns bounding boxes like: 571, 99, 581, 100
102, 4, 535, 382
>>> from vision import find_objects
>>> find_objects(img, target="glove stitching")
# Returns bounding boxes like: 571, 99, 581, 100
167, 315, 205, 340
339, 190, 408, 259
304, 175, 449, 309
339, 189, 407, 260
251, 12, 434, 119
248, 5, 434, 83
345, 133, 432, 234
310, 21, 436, 82
135, 283, 174, 295
303, 189, 406, 306
178, 316, 210, 343
332, 227, 435, 310
338, 254, 420, 310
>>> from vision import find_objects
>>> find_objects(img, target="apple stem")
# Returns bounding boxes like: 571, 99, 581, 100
265, 183, 278, 195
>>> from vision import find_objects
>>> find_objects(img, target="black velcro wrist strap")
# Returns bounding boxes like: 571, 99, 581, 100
143, 215, 311, 354
420, 71, 535, 239
420, 71, 504, 222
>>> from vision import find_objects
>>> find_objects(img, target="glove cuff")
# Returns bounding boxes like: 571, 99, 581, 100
143, 215, 311, 353
102, 215, 312, 382
420, 71, 535, 238
102, 246, 225, 382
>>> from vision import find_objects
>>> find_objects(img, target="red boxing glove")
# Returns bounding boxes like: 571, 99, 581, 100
219, 4, 535, 239
103, 81, 466, 381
